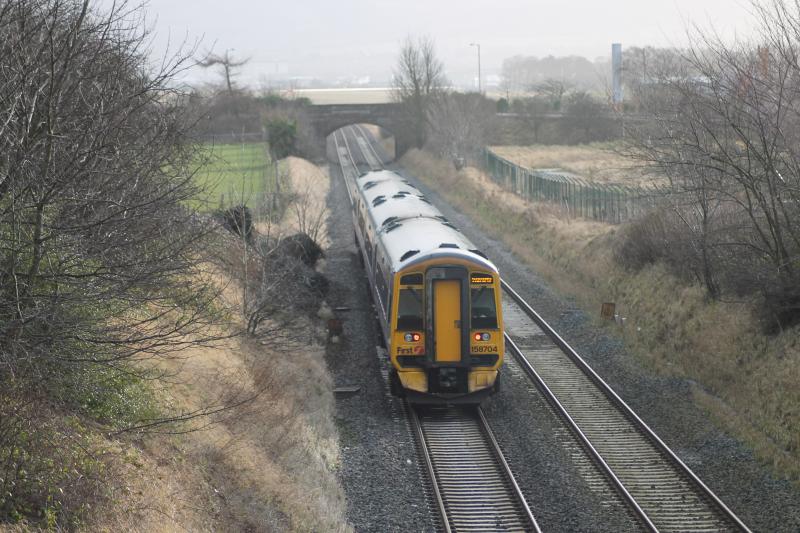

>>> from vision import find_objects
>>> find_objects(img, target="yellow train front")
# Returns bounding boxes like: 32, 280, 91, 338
349, 170, 503, 404
388, 254, 504, 404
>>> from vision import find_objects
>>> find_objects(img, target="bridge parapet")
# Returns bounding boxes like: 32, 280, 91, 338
306, 102, 410, 157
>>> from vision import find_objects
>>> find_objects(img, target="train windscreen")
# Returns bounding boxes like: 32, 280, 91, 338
470, 288, 498, 329
397, 288, 424, 330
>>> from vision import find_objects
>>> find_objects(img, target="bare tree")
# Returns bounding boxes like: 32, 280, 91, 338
511, 96, 550, 143
199, 49, 250, 94
562, 90, 615, 143
622, 0, 800, 328
427, 92, 497, 163
0, 0, 256, 524
622, 46, 693, 112
0, 0, 231, 436
392, 35, 447, 148
536, 78, 572, 111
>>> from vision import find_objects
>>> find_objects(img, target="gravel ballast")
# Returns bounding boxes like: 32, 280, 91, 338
324, 164, 435, 532
395, 163, 800, 532
327, 158, 639, 532
323, 132, 800, 531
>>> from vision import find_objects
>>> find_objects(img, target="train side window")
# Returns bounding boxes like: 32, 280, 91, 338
376, 264, 389, 314
365, 236, 373, 265
397, 288, 424, 330
358, 210, 366, 236
470, 288, 498, 329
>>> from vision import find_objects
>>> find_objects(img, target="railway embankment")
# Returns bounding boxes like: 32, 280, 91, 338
399, 148, 800, 532
21, 156, 350, 532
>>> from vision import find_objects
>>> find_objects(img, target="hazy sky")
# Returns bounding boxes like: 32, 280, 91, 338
100, 0, 757, 87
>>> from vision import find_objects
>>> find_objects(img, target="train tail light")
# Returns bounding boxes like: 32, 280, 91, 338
404, 333, 422, 342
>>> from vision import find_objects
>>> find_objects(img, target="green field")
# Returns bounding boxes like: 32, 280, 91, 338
190, 142, 276, 212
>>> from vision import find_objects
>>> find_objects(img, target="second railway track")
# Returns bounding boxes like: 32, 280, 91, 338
501, 281, 750, 533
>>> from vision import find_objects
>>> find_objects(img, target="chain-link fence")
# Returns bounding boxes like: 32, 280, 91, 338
485, 149, 664, 224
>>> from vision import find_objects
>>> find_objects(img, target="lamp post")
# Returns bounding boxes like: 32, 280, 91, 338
469, 42, 481, 93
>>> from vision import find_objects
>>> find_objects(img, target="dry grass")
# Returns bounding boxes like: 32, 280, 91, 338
402, 148, 800, 483
490, 143, 666, 188
58, 158, 350, 532
80, 313, 347, 532
282, 157, 331, 248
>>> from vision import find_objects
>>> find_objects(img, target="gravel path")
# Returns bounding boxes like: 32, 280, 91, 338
324, 163, 435, 533
394, 163, 800, 532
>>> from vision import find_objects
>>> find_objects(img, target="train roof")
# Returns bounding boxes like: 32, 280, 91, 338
357, 171, 415, 195
357, 169, 411, 186
356, 169, 497, 273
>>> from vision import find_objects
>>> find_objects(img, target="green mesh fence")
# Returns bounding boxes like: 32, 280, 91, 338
484, 149, 662, 224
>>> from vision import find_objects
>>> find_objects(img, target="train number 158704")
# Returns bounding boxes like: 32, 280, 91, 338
471, 345, 498, 353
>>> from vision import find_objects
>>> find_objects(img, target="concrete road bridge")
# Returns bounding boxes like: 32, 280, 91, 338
305, 102, 411, 157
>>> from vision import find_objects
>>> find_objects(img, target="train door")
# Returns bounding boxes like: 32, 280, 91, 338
433, 279, 461, 362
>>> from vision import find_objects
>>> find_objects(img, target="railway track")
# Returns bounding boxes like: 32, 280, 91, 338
409, 405, 540, 533
334, 124, 749, 531
334, 127, 538, 532
349, 124, 384, 170
501, 281, 750, 533
332, 128, 360, 184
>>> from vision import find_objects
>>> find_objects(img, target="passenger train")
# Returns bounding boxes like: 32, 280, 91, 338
347, 169, 504, 403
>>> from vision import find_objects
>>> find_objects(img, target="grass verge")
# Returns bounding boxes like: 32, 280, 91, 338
402, 148, 800, 484
190, 142, 277, 212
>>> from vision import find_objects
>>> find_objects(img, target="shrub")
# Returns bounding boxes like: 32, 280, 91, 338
217, 204, 255, 241
614, 208, 677, 271
266, 119, 298, 159
276, 233, 325, 267
0, 390, 107, 528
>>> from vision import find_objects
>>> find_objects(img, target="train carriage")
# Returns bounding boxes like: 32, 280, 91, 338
348, 169, 504, 403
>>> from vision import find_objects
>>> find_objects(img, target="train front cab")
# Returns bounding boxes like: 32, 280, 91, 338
389, 261, 503, 404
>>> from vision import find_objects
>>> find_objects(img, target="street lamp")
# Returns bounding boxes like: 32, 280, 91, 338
469, 42, 481, 93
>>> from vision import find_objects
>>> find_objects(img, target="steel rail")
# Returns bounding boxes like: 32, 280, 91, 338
501, 279, 751, 533
334, 128, 359, 179
343, 124, 381, 171
409, 404, 452, 533
408, 404, 541, 533
333, 129, 359, 206
504, 333, 657, 532
476, 408, 541, 533
352, 124, 385, 170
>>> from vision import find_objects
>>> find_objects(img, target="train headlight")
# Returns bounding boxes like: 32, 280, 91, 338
482, 333, 491, 341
